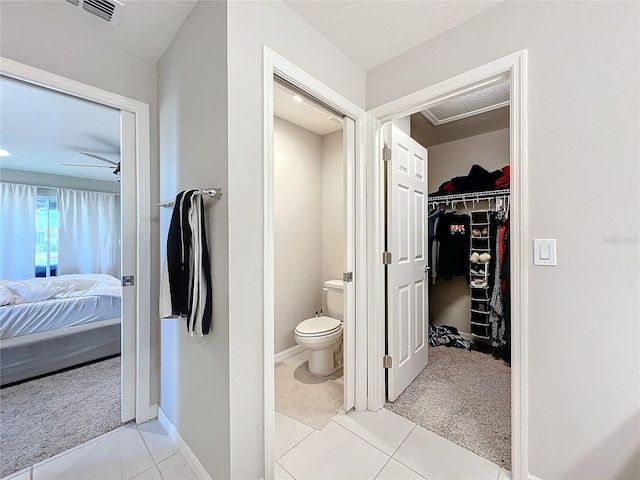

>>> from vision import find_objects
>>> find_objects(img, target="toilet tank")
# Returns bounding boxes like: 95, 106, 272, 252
324, 279, 344, 320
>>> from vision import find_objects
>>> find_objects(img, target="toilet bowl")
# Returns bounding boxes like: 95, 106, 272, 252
294, 280, 344, 376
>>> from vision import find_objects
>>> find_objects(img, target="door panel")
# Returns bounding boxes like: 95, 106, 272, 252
386, 124, 429, 402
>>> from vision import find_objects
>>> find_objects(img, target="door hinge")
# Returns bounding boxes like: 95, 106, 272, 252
122, 275, 135, 287
343, 272, 353, 282
382, 251, 392, 264
383, 355, 392, 368
382, 146, 391, 162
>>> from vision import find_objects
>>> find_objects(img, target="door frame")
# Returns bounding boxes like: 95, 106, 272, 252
366, 50, 529, 478
1, 57, 153, 423
262, 46, 367, 480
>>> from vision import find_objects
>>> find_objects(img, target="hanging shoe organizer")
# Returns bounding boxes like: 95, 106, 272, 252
469, 210, 491, 340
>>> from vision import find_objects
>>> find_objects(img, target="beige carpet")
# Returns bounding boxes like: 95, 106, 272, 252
0, 356, 122, 478
386, 346, 511, 469
275, 361, 343, 430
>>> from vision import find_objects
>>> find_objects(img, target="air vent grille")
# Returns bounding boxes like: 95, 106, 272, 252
66, 0, 124, 26
83, 0, 116, 22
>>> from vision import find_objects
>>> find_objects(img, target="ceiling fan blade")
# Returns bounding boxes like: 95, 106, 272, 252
78, 151, 119, 166
61, 163, 115, 168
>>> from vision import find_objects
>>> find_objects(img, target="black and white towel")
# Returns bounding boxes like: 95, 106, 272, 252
160, 190, 212, 336
428, 324, 470, 350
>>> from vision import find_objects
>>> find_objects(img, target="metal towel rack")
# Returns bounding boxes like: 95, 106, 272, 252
158, 188, 223, 209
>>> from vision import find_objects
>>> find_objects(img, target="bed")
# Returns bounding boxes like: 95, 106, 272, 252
0, 274, 122, 386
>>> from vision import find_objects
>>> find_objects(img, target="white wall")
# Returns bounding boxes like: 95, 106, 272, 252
274, 117, 323, 354
368, 2, 640, 479
321, 129, 345, 303
427, 129, 510, 334
0, 1, 161, 405
157, 2, 230, 479
426, 128, 509, 192
227, 2, 365, 477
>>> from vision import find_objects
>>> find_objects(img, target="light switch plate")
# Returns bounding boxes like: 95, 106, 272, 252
534, 239, 557, 266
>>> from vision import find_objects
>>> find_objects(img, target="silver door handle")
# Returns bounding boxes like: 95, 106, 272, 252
424, 265, 431, 273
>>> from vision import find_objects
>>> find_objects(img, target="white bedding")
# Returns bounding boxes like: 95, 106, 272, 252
0, 274, 121, 340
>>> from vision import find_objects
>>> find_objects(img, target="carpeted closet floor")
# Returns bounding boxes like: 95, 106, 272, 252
0, 356, 122, 478
386, 345, 511, 469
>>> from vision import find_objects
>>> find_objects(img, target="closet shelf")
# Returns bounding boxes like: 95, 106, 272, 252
471, 309, 490, 315
471, 333, 490, 340
428, 189, 510, 206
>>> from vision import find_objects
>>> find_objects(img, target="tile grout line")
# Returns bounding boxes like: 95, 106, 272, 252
329, 418, 394, 459
275, 460, 297, 480
276, 427, 316, 462
390, 424, 417, 457
372, 456, 393, 480
387, 424, 432, 480
28, 423, 129, 472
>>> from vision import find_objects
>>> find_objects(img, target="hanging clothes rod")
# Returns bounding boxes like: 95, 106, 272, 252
158, 188, 223, 208
428, 189, 510, 206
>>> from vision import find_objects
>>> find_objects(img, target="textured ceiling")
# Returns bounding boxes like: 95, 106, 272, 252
423, 78, 510, 125
411, 106, 510, 148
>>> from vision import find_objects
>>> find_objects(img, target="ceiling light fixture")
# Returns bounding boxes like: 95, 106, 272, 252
292, 95, 303, 103
0, 149, 11, 157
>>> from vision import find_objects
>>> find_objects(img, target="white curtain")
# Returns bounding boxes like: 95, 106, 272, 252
0, 182, 38, 280
58, 188, 116, 275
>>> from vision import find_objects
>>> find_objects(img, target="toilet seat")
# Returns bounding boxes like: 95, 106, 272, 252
295, 316, 342, 337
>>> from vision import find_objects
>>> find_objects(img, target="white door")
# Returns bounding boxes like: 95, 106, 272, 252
343, 116, 355, 412
120, 110, 136, 422
386, 124, 429, 402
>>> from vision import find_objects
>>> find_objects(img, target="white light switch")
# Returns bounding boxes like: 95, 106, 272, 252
534, 239, 557, 266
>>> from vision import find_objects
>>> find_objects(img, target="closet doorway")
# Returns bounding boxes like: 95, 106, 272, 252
367, 51, 528, 479
0, 57, 152, 476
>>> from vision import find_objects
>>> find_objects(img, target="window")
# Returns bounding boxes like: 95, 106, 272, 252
35, 195, 58, 277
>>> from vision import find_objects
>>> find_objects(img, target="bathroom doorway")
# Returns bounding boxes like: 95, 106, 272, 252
271, 76, 346, 428
262, 49, 368, 479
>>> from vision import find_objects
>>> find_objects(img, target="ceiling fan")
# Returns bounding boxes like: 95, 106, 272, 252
61, 152, 121, 181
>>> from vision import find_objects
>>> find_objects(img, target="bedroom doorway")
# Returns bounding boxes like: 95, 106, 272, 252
0, 57, 152, 477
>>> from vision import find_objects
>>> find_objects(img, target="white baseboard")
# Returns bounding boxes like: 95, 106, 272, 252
529, 474, 543, 480
158, 408, 212, 480
149, 404, 159, 419
274, 344, 305, 363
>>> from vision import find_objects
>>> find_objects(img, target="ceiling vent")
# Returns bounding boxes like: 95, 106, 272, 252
65, 0, 124, 26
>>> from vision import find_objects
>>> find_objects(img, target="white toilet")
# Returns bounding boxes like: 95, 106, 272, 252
294, 279, 344, 376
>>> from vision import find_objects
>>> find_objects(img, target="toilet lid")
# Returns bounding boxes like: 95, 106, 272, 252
295, 316, 342, 337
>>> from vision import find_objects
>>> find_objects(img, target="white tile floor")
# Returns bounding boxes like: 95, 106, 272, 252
3, 351, 511, 480
2, 411, 511, 480
276, 407, 511, 480
275, 350, 510, 480
1, 420, 197, 480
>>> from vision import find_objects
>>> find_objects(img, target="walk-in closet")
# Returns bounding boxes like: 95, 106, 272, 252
385, 74, 513, 470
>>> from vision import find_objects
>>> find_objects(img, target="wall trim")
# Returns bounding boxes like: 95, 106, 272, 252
367, 50, 529, 479
158, 408, 211, 480
149, 404, 159, 419
274, 345, 306, 364
0, 57, 152, 424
